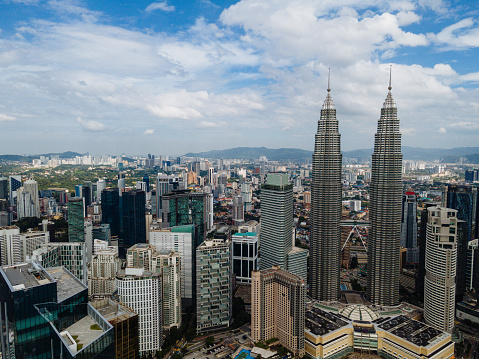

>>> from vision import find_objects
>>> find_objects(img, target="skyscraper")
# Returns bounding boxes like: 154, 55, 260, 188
400, 190, 418, 264
121, 189, 146, 248
367, 73, 403, 306
101, 188, 121, 237
8, 175, 21, 206
260, 173, 293, 271
424, 207, 457, 333
68, 197, 85, 242
309, 75, 342, 301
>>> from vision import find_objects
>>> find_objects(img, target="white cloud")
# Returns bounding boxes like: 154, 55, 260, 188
195, 121, 226, 128
438, 127, 447, 134
432, 18, 479, 49
143, 129, 155, 135
76, 117, 106, 131
0, 114, 17, 122
146, 2, 175, 12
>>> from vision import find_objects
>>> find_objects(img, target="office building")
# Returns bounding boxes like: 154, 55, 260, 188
88, 240, 122, 299
400, 190, 419, 264
149, 225, 195, 307
116, 267, 162, 355
310, 80, 342, 301
260, 173, 308, 279
8, 175, 21, 206
0, 261, 114, 358
68, 197, 85, 242
121, 189, 146, 248
0, 228, 49, 266
251, 266, 305, 357
156, 173, 184, 217
96, 178, 106, 201
367, 76, 403, 306
465, 169, 478, 183
304, 302, 454, 359
232, 195, 244, 224
0, 176, 8, 200
442, 184, 478, 299
16, 179, 40, 219
161, 190, 213, 247
92, 223, 112, 243
232, 232, 259, 283
91, 299, 140, 359
240, 183, 253, 212
196, 238, 232, 334
260, 173, 293, 271
28, 241, 88, 284
424, 207, 457, 333
102, 188, 121, 237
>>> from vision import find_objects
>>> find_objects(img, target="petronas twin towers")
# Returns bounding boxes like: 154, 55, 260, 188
310, 70, 402, 306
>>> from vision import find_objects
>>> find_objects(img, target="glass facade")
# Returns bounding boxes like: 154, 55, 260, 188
101, 189, 120, 238
68, 198, 85, 242
121, 190, 146, 248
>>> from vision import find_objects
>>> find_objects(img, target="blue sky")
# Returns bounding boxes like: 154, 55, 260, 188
0, 0, 478, 156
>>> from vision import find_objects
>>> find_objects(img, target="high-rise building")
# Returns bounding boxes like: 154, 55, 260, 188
68, 197, 85, 242
161, 190, 213, 247
424, 207, 457, 333
442, 184, 478, 299
0, 176, 8, 200
96, 178, 106, 201
149, 225, 195, 307
0, 261, 114, 358
232, 232, 259, 283
251, 266, 305, 357
91, 299, 140, 359
309, 79, 342, 301
116, 267, 162, 355
400, 190, 419, 264
465, 169, 478, 183
0, 227, 49, 266
27, 241, 88, 284
8, 175, 21, 206
102, 188, 121, 237
367, 75, 403, 306
16, 179, 40, 219
88, 240, 122, 299
156, 173, 184, 216
196, 238, 232, 334
232, 195, 244, 225
260, 173, 293, 271
127, 244, 182, 329
121, 189, 146, 248
260, 173, 308, 279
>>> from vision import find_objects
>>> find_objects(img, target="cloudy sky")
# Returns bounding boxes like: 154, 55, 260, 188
0, 0, 478, 156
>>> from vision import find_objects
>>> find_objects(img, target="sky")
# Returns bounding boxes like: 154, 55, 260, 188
0, 0, 478, 156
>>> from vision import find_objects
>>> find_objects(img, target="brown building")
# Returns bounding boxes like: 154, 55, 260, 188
91, 299, 140, 359
251, 266, 305, 357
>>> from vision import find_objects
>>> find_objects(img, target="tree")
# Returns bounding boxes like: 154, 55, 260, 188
185, 328, 196, 341
205, 336, 215, 346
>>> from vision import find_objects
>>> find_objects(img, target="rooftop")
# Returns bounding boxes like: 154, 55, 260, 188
91, 299, 137, 324
62, 314, 105, 353
1, 261, 54, 290
45, 267, 87, 302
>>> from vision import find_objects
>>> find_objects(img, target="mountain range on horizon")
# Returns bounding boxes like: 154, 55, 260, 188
1, 147, 479, 163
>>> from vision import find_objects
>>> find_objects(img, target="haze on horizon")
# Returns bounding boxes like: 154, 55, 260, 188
0, 0, 478, 155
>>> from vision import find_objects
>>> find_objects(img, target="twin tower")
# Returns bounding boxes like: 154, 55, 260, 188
309, 70, 403, 306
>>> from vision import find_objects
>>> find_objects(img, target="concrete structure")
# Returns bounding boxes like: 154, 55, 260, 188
116, 267, 162, 355
424, 207, 457, 333
88, 239, 122, 299
8, 175, 21, 206
16, 179, 40, 219
367, 76, 403, 306
304, 302, 454, 359
196, 238, 232, 334
149, 225, 195, 307
232, 195, 244, 225
232, 232, 259, 283
251, 266, 306, 357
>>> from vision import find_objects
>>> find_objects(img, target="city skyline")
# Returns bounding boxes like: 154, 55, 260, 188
0, 1, 478, 154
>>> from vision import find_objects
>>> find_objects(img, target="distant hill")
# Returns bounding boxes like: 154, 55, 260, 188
185, 147, 312, 161
186, 146, 479, 162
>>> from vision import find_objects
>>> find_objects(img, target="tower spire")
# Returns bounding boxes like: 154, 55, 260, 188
327, 68, 331, 92
388, 65, 392, 91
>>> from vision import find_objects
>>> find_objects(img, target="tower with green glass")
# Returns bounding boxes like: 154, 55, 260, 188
68, 197, 84, 242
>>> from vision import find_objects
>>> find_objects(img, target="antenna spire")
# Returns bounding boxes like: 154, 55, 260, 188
388, 65, 392, 91
327, 68, 331, 92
